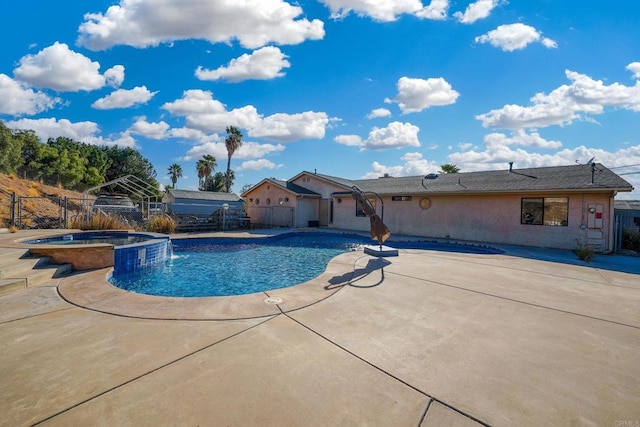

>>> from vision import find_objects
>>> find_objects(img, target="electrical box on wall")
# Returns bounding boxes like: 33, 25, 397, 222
587, 204, 604, 229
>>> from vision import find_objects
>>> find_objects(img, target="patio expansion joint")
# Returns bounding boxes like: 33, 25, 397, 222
30, 315, 278, 426
426, 251, 619, 287
0, 306, 76, 325
282, 312, 491, 427
387, 269, 640, 331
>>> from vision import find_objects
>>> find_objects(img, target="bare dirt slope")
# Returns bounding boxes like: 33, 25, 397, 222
0, 173, 93, 227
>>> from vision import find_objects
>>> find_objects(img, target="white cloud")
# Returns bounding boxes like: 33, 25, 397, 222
367, 108, 392, 119
448, 141, 640, 190
196, 47, 290, 83
182, 140, 285, 162
454, 0, 501, 24
162, 89, 228, 116
475, 23, 557, 52
235, 141, 286, 159
484, 130, 563, 149
237, 159, 283, 171
77, 0, 325, 50
541, 38, 558, 49
186, 105, 263, 134
477, 67, 640, 129
415, 0, 449, 20
628, 62, 640, 79
5, 117, 136, 147
335, 135, 365, 147
168, 127, 212, 143
128, 117, 170, 139
92, 86, 158, 109
163, 90, 331, 143
0, 74, 60, 116
385, 76, 459, 114
320, 0, 424, 22
104, 65, 125, 88
362, 152, 439, 178
13, 42, 123, 92
336, 121, 421, 150
250, 111, 330, 142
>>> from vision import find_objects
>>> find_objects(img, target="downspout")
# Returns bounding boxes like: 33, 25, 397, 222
608, 191, 616, 252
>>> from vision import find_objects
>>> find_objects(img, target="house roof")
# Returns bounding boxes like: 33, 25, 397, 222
241, 178, 320, 197
270, 178, 321, 196
313, 164, 633, 196
615, 200, 640, 210
166, 189, 242, 202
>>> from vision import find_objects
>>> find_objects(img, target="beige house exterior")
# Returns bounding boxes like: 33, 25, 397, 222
242, 164, 633, 251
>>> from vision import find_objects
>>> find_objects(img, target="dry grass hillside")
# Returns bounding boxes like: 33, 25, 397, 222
0, 173, 94, 228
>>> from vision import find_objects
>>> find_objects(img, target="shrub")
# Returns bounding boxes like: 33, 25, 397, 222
622, 228, 640, 252
69, 213, 129, 230
9, 225, 18, 233
574, 244, 594, 262
147, 214, 176, 234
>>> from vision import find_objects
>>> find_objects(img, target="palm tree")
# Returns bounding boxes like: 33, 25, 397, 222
168, 163, 183, 188
197, 154, 217, 191
202, 154, 216, 182
196, 159, 206, 190
224, 126, 243, 192
439, 163, 460, 174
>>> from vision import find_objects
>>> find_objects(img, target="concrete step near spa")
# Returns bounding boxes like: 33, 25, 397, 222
0, 247, 72, 295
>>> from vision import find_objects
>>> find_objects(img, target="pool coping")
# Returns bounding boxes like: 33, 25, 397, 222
57, 250, 369, 320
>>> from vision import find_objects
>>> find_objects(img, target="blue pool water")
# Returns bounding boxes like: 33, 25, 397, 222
109, 233, 501, 298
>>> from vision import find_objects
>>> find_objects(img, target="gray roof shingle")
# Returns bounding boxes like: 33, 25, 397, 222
270, 178, 320, 196
166, 189, 242, 201
310, 164, 632, 196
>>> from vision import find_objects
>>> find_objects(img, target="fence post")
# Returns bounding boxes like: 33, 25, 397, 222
64, 197, 69, 229
10, 192, 16, 227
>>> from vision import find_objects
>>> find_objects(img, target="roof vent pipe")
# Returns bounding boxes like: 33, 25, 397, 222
509, 162, 513, 172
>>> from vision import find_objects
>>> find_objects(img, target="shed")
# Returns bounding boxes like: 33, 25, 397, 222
615, 200, 640, 232
163, 189, 243, 219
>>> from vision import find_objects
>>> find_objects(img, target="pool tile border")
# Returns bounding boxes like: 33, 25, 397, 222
58, 251, 367, 320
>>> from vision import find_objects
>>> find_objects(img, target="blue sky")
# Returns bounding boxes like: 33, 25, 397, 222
1, 0, 639, 198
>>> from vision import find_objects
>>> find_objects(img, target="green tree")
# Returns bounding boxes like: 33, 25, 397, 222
439, 163, 460, 174
103, 146, 159, 194
58, 149, 87, 188
202, 172, 226, 192
224, 126, 243, 192
168, 163, 183, 188
35, 145, 61, 182
0, 122, 23, 174
16, 130, 42, 180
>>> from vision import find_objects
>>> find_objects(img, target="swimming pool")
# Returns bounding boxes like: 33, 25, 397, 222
109, 233, 500, 298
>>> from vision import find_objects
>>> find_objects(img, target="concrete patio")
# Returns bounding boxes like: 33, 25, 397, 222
1, 229, 639, 426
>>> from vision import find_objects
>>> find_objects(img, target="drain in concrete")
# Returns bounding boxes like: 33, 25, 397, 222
264, 297, 283, 305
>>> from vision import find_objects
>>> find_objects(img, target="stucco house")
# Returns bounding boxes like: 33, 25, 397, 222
242, 163, 633, 251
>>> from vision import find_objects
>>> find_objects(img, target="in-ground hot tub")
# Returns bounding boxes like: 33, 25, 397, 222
22, 231, 171, 272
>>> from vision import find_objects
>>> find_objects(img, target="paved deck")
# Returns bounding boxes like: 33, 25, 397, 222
1, 229, 639, 426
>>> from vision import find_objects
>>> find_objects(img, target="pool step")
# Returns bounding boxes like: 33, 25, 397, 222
0, 249, 72, 295
0, 255, 50, 278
